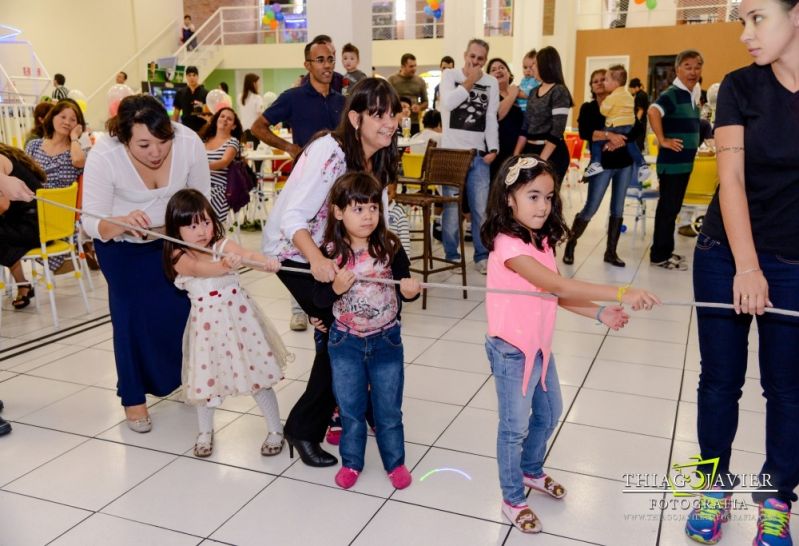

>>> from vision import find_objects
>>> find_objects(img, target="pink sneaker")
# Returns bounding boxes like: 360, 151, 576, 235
334, 467, 360, 489
326, 427, 341, 445
387, 465, 412, 489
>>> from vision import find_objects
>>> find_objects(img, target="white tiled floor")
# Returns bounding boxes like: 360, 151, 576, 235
0, 212, 784, 545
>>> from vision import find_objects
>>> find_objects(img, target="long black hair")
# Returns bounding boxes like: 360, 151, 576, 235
481, 155, 569, 252
323, 171, 399, 268
162, 189, 225, 280
304, 77, 400, 189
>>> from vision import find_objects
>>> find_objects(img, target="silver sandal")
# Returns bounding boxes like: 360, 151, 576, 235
261, 431, 284, 456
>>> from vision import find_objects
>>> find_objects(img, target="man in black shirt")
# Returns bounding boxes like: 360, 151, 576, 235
172, 66, 209, 133
629, 78, 649, 152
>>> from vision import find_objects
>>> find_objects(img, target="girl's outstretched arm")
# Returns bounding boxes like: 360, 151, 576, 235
173, 250, 234, 278
506, 255, 660, 310
559, 299, 629, 330
216, 239, 280, 272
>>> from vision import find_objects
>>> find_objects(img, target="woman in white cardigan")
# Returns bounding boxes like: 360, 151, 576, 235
82, 94, 210, 432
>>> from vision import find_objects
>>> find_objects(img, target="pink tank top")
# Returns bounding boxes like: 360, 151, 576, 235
486, 233, 558, 395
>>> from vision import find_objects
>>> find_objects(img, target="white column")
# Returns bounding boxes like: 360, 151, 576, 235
307, 0, 372, 77
442, 0, 483, 61
511, 0, 544, 73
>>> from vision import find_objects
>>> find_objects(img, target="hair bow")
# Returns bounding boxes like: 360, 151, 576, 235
504, 157, 540, 186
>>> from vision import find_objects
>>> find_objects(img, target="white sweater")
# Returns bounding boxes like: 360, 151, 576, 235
439, 68, 499, 152
82, 123, 211, 242
238, 93, 264, 132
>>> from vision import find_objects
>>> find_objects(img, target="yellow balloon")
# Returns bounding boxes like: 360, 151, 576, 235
262, 15, 269, 25
76, 99, 88, 113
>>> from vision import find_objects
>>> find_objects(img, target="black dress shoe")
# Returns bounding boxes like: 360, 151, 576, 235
0, 399, 4, 412
0, 416, 11, 436
285, 434, 337, 467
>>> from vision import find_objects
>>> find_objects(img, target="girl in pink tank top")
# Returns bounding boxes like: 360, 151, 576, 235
481, 155, 660, 534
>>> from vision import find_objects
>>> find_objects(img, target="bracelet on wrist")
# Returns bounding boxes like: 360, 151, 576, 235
616, 285, 629, 304
735, 267, 761, 277
595, 305, 606, 324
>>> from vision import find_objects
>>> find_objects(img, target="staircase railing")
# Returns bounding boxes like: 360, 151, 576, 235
84, 19, 179, 128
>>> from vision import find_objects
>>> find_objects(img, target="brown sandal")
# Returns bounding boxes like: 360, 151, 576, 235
524, 473, 567, 499
194, 431, 214, 457
501, 501, 542, 533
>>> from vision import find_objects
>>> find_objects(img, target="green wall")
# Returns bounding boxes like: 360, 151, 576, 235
206, 68, 306, 104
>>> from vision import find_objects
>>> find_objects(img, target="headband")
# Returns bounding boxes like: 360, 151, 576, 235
505, 157, 541, 186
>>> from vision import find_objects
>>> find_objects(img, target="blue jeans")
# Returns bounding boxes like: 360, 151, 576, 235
485, 335, 563, 504
589, 125, 644, 166
577, 165, 633, 221
329, 322, 405, 472
693, 234, 799, 505
442, 156, 490, 263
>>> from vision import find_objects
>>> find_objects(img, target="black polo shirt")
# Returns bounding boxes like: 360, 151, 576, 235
175, 84, 208, 133
262, 79, 345, 148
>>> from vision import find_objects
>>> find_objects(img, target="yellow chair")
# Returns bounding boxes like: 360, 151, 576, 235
21, 183, 90, 329
682, 155, 718, 234
647, 133, 659, 157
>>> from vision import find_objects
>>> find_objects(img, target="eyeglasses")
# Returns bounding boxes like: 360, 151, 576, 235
306, 56, 336, 66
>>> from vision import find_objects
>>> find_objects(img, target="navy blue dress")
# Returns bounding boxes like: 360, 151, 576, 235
94, 239, 190, 406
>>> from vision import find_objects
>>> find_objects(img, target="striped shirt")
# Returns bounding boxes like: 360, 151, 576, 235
388, 201, 411, 256
651, 80, 700, 175
206, 137, 240, 222
52, 86, 69, 100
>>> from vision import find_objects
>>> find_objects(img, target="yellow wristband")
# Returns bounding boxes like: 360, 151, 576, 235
616, 285, 629, 303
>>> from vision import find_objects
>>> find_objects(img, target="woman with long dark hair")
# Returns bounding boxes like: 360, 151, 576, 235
82, 94, 210, 432
201, 107, 243, 222
513, 47, 573, 184
238, 73, 263, 149
262, 77, 400, 467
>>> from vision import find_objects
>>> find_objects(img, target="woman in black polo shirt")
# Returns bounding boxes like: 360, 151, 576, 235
687, 1, 799, 543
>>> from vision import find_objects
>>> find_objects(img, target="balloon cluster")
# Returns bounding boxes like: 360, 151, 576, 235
634, 0, 658, 9
423, 0, 443, 19
206, 89, 232, 113
262, 2, 285, 30
106, 84, 134, 117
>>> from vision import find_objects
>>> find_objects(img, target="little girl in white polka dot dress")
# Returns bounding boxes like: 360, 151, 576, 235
163, 189, 291, 459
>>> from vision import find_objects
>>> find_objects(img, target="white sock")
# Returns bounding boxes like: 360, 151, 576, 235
196, 405, 214, 434
253, 388, 283, 435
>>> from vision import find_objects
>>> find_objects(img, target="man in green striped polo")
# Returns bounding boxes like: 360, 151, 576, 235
648, 50, 703, 270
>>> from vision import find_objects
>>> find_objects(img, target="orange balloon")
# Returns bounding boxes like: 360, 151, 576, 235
429, 0, 439, 10
270, 19, 278, 29
634, 0, 645, 4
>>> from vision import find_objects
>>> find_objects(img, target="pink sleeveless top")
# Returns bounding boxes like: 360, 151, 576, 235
486, 233, 558, 395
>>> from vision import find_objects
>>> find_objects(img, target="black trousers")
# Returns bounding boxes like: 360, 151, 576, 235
277, 260, 336, 443
650, 171, 692, 263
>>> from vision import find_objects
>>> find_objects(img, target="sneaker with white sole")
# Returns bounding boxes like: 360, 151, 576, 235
652, 256, 688, 271
638, 164, 652, 182
475, 260, 488, 275
583, 162, 604, 178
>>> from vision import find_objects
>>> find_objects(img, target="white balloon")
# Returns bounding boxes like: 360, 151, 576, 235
67, 89, 87, 102
206, 89, 232, 113
263, 91, 277, 109
707, 83, 720, 108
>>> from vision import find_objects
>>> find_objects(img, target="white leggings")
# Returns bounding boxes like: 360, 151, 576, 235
196, 388, 282, 436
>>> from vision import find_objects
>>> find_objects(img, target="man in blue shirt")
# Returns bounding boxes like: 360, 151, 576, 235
250, 36, 345, 159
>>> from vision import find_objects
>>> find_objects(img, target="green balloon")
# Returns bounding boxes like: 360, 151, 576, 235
646, 0, 657, 9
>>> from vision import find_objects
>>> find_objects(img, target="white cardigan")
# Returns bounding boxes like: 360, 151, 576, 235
82, 123, 211, 242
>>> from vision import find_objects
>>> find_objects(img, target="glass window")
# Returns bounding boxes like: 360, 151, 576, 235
483, 0, 513, 37
372, 1, 444, 41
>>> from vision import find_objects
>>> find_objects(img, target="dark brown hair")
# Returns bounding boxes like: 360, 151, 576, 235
162, 189, 225, 281
106, 94, 175, 144
304, 78, 400, 189
536, 46, 566, 86
30, 102, 54, 140
481, 155, 568, 252
343, 43, 360, 57
487, 58, 514, 85
0, 142, 46, 182
241, 72, 259, 104
589, 68, 607, 100
323, 171, 399, 268
200, 107, 243, 141
42, 99, 86, 139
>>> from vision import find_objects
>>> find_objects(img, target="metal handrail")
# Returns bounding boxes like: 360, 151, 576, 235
86, 19, 178, 103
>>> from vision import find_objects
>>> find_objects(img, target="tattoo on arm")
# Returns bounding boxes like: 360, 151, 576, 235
717, 145, 744, 154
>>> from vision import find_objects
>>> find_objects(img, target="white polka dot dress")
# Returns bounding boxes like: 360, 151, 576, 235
175, 269, 289, 408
